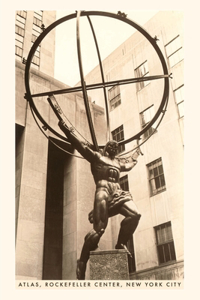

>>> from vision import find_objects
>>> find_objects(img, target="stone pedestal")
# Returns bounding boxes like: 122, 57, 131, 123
89, 249, 129, 280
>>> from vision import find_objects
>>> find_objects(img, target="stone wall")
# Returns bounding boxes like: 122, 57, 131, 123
15, 59, 108, 280
130, 260, 184, 280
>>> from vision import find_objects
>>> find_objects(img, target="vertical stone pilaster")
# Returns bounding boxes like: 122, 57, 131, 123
62, 156, 77, 279
15, 120, 48, 280
16, 125, 25, 238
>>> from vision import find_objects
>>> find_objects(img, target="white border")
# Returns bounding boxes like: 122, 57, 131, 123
1, 1, 199, 299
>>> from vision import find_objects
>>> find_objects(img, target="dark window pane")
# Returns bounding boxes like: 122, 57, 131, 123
118, 144, 125, 154
15, 46, 23, 57
120, 175, 129, 191
169, 242, 176, 260
33, 16, 42, 27
164, 243, 171, 262
147, 158, 166, 196
155, 176, 161, 189
124, 181, 129, 191
112, 125, 125, 154
109, 86, 121, 110
158, 164, 163, 174
165, 224, 172, 240
160, 174, 165, 187
154, 167, 158, 177
157, 227, 163, 244
155, 222, 176, 265
157, 245, 165, 264
149, 169, 154, 177
17, 10, 27, 19
135, 61, 149, 91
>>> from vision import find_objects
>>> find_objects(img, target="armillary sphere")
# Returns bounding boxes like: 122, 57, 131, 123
24, 10, 170, 157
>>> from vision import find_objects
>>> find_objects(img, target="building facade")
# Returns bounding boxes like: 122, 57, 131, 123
83, 11, 184, 280
15, 11, 184, 280
15, 10, 108, 280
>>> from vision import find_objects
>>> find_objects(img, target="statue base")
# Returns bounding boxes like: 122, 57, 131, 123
89, 249, 129, 280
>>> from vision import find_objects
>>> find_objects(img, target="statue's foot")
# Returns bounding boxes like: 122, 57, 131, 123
115, 243, 132, 258
76, 260, 86, 280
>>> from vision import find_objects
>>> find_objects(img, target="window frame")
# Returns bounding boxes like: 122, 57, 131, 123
17, 10, 27, 19
119, 175, 129, 191
15, 25, 25, 37
31, 11, 43, 69
34, 11, 43, 20
16, 15, 26, 29
111, 125, 125, 154
108, 85, 121, 111
15, 11, 26, 59
174, 84, 184, 118
15, 45, 23, 58
135, 60, 150, 91
140, 105, 157, 139
165, 35, 183, 68
147, 158, 166, 196
154, 222, 176, 265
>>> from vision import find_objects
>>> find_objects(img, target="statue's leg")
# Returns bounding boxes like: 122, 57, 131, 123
115, 201, 141, 249
76, 229, 104, 279
77, 190, 108, 279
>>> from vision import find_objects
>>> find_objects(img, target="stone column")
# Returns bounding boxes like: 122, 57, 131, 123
15, 109, 49, 280
62, 156, 78, 279
90, 250, 129, 280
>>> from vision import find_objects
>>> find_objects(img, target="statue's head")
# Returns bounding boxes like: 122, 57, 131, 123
103, 140, 118, 157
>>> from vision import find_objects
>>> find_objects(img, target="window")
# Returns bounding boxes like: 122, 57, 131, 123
174, 85, 184, 118
32, 23, 42, 35
31, 34, 38, 43
111, 125, 125, 154
15, 43, 23, 58
108, 85, 121, 110
165, 35, 183, 68
15, 11, 26, 59
33, 16, 43, 27
135, 61, 149, 91
140, 105, 157, 139
32, 11, 43, 36
155, 222, 176, 264
34, 10, 43, 20
147, 158, 166, 196
31, 11, 43, 68
16, 15, 26, 29
119, 175, 129, 191
119, 175, 136, 273
17, 10, 27, 19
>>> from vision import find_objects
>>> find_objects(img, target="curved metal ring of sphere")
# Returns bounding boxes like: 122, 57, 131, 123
24, 11, 169, 149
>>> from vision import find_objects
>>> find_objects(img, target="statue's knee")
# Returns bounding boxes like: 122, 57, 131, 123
84, 229, 105, 249
131, 213, 141, 224
121, 214, 141, 228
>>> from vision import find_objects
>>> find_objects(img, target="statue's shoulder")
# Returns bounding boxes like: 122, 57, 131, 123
95, 151, 102, 160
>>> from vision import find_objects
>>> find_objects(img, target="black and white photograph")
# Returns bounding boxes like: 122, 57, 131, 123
0, 1, 199, 299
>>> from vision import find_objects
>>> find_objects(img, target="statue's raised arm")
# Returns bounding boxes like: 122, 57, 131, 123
58, 120, 98, 163
119, 148, 141, 172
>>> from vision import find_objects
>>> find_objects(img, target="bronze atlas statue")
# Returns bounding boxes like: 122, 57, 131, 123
24, 10, 170, 280
58, 119, 141, 279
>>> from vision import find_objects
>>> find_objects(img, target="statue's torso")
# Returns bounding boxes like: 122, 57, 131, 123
91, 155, 121, 183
